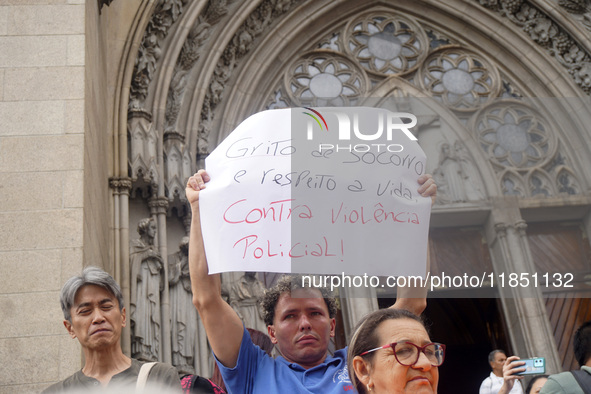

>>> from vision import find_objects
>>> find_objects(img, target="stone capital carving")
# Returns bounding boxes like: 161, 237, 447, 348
163, 130, 185, 143
128, 108, 153, 122
149, 196, 170, 214
514, 219, 528, 236
494, 222, 508, 238
109, 177, 133, 195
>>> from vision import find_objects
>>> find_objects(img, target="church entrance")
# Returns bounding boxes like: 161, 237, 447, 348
380, 225, 513, 393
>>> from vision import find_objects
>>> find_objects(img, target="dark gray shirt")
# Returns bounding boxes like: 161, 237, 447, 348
42, 359, 181, 392
540, 366, 591, 394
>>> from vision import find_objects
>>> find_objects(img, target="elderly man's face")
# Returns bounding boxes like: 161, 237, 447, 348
490, 352, 507, 376
64, 285, 126, 351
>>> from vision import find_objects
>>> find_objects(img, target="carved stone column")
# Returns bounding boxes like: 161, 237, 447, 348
109, 176, 132, 356
485, 197, 561, 373
149, 196, 172, 364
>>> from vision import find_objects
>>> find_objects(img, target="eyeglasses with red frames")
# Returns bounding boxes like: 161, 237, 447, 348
358, 342, 446, 367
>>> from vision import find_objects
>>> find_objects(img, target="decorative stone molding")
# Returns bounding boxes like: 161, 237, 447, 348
477, 0, 591, 94
163, 130, 185, 144
501, 79, 523, 98
198, 0, 302, 153
128, 107, 153, 122
130, 0, 189, 109
502, 171, 527, 196
109, 177, 133, 195
163, 130, 192, 216
165, 0, 234, 134
498, 149, 581, 198
149, 196, 170, 214
514, 219, 528, 236
557, 0, 591, 39
559, 0, 588, 14
494, 222, 508, 237
426, 30, 452, 49
266, 89, 290, 109
494, 220, 528, 237
128, 109, 159, 198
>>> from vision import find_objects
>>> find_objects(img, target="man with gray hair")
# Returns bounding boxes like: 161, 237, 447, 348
480, 349, 524, 394
42, 266, 181, 392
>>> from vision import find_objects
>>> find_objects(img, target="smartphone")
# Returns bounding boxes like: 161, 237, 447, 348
515, 357, 546, 375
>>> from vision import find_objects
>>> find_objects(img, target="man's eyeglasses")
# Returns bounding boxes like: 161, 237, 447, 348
358, 342, 446, 367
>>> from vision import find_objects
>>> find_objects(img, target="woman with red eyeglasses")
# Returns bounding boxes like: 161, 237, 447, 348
348, 308, 445, 393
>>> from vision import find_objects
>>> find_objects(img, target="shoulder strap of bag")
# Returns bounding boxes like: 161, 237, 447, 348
571, 370, 591, 394
136, 362, 157, 392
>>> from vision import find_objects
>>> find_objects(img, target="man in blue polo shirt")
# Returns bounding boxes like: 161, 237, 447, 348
185, 170, 436, 394
221, 274, 349, 392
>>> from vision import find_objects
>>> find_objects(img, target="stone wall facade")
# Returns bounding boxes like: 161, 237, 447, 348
0, 1, 86, 392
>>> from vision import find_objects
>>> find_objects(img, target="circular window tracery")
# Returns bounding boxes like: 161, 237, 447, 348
345, 13, 427, 76
260, 8, 582, 199
475, 101, 554, 169
420, 47, 500, 111
285, 51, 367, 106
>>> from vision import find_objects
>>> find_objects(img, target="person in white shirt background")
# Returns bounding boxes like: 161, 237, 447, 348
480, 350, 524, 394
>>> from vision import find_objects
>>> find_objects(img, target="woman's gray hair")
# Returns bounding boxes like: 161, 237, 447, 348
60, 266, 124, 322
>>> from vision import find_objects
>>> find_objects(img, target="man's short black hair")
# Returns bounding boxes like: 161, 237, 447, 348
574, 320, 591, 367
260, 274, 338, 327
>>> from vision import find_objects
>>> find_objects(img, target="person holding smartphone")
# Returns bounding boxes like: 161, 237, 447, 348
480, 350, 525, 394
496, 356, 528, 394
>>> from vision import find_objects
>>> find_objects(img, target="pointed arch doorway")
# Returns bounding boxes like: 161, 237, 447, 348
113, 0, 591, 378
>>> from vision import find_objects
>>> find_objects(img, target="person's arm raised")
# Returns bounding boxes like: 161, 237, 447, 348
497, 356, 525, 394
186, 170, 245, 368
390, 174, 436, 315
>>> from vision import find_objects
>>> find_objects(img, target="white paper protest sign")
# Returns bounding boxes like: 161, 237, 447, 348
200, 107, 431, 276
